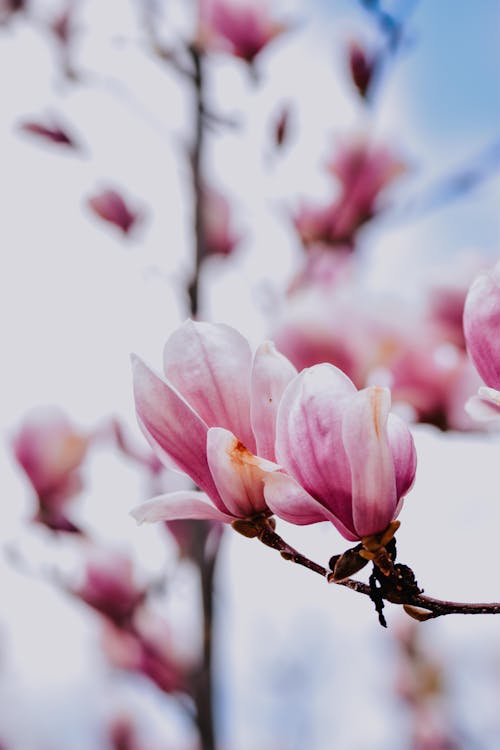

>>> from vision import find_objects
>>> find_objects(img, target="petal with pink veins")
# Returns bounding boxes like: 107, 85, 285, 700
131, 491, 234, 524
275, 364, 355, 509
132, 356, 219, 501
250, 341, 297, 461
263, 472, 358, 541
163, 321, 256, 451
387, 413, 417, 498
342, 386, 397, 537
206, 427, 279, 518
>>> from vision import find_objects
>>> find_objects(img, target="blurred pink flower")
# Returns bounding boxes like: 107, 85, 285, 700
294, 138, 405, 249
263, 366, 416, 540
131, 320, 296, 525
202, 186, 240, 257
73, 551, 146, 625
87, 188, 141, 235
347, 40, 375, 99
19, 118, 78, 148
12, 406, 88, 532
197, 0, 286, 63
463, 262, 500, 420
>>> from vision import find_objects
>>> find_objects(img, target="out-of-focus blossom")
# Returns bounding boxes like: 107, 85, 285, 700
202, 186, 240, 257
12, 406, 88, 532
0, 0, 25, 24
197, 0, 286, 64
347, 40, 375, 99
73, 551, 146, 625
272, 103, 291, 150
294, 139, 405, 249
19, 118, 78, 149
87, 188, 141, 236
102, 609, 192, 694
131, 321, 296, 525
463, 262, 500, 420
263, 366, 417, 541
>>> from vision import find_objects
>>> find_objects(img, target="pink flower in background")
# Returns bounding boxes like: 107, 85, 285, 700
131, 321, 296, 525
347, 40, 375, 99
19, 118, 78, 148
198, 0, 286, 63
12, 406, 88, 532
263, 366, 416, 541
87, 188, 141, 235
463, 261, 500, 420
293, 138, 405, 248
202, 186, 240, 257
73, 551, 146, 625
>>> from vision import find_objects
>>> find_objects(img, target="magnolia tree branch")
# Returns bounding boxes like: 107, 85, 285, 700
236, 516, 500, 624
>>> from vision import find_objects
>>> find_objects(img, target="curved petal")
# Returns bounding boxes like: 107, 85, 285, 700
130, 490, 234, 524
464, 266, 500, 389
206, 427, 279, 518
275, 364, 356, 517
342, 386, 397, 537
387, 413, 417, 498
132, 356, 219, 502
163, 320, 256, 451
250, 341, 297, 461
465, 387, 500, 421
263, 472, 358, 541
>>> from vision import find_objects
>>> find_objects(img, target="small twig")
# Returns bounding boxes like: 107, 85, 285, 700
247, 518, 500, 622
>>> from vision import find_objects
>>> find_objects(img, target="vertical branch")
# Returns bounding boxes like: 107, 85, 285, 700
185, 41, 218, 750
187, 45, 206, 319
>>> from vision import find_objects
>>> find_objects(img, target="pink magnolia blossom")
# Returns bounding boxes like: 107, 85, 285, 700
12, 406, 88, 531
19, 118, 78, 148
347, 40, 375, 99
131, 321, 297, 525
294, 139, 405, 249
463, 261, 500, 420
197, 0, 286, 64
202, 186, 240, 257
87, 188, 141, 235
73, 551, 146, 625
263, 365, 417, 541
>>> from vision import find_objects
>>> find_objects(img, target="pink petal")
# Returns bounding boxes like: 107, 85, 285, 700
163, 320, 256, 451
131, 491, 234, 524
206, 427, 279, 518
342, 386, 397, 537
263, 472, 358, 541
387, 413, 417, 498
464, 266, 500, 389
132, 356, 219, 501
275, 364, 356, 512
465, 387, 500, 421
250, 341, 297, 461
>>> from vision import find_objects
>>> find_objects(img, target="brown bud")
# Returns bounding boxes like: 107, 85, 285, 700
231, 519, 259, 538
348, 41, 374, 99
329, 545, 369, 581
403, 604, 436, 622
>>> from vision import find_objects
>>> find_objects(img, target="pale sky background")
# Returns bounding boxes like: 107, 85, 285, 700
1, 1, 500, 748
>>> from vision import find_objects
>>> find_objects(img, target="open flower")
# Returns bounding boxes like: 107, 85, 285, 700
131, 321, 296, 525
463, 262, 500, 420
263, 364, 416, 541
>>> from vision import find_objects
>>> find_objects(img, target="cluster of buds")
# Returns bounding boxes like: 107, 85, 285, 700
131, 320, 417, 544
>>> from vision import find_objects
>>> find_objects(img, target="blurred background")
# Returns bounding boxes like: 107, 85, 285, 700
2, 0, 500, 748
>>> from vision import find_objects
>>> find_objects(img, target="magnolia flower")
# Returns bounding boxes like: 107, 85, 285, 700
131, 321, 297, 525
12, 406, 88, 531
263, 365, 416, 541
202, 186, 240, 257
19, 118, 78, 148
197, 0, 286, 63
87, 188, 141, 235
463, 262, 500, 420
347, 40, 375, 99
